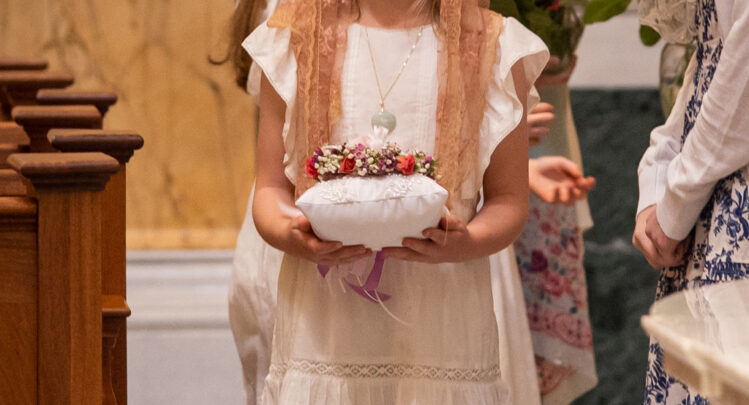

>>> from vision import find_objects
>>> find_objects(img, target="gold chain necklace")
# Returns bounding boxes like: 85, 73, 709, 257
364, 25, 424, 135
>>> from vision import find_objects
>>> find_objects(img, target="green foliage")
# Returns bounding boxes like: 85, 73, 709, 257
582, 0, 631, 24
490, 0, 630, 59
639, 25, 661, 46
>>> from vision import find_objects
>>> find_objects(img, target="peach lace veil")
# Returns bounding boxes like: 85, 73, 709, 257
267, 0, 504, 201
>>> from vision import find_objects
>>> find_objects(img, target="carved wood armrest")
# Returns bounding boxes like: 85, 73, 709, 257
48, 129, 143, 164
0, 71, 73, 89
7, 152, 119, 192
0, 196, 36, 231
37, 90, 118, 116
12, 105, 101, 129
0, 169, 33, 196
0, 122, 29, 144
0, 59, 48, 71
102, 295, 131, 319
11, 106, 102, 152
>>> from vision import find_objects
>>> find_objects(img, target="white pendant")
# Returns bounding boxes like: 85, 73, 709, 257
371, 109, 396, 134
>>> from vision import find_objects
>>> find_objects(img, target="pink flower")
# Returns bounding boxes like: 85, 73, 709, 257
340, 156, 356, 174
540, 222, 554, 235
541, 270, 568, 298
530, 250, 549, 273
397, 154, 415, 175
305, 157, 318, 179
549, 243, 563, 256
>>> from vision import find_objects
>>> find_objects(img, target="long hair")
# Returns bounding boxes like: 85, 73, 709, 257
211, 0, 266, 89
215, 0, 441, 90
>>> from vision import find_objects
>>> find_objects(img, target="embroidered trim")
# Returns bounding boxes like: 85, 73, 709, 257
269, 359, 501, 383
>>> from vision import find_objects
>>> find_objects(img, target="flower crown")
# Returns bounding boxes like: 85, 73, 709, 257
306, 142, 438, 182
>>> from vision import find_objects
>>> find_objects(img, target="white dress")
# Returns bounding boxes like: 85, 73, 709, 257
231, 17, 548, 405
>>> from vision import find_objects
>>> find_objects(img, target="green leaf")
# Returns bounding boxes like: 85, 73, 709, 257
582, 0, 631, 24
639, 25, 661, 46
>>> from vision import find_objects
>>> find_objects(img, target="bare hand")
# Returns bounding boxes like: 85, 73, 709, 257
535, 56, 577, 89
382, 215, 475, 263
632, 205, 690, 269
286, 216, 371, 266
528, 102, 555, 146
529, 156, 595, 205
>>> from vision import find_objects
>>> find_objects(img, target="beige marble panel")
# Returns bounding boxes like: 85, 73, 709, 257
0, 0, 256, 249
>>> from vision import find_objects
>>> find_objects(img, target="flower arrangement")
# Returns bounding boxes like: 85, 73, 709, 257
305, 142, 438, 182
490, 0, 631, 72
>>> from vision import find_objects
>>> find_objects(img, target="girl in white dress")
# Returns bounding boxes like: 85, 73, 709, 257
229, 0, 551, 403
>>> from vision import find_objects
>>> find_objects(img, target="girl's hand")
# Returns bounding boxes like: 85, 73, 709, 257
535, 55, 577, 89
529, 156, 595, 205
528, 102, 555, 146
382, 215, 476, 263
284, 215, 372, 266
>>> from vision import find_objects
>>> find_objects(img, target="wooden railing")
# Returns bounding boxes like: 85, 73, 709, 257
0, 58, 141, 405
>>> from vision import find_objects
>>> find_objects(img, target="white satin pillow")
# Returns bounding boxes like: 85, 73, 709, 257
296, 175, 448, 250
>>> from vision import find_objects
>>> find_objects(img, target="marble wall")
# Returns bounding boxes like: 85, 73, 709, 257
0, 0, 256, 249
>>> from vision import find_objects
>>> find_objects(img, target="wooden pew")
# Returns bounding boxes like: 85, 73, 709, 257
37, 90, 118, 116
10, 105, 101, 153
2, 91, 117, 166
0, 71, 73, 120
2, 152, 120, 404
50, 129, 143, 405
0, 59, 48, 71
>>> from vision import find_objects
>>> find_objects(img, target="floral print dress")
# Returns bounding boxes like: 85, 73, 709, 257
514, 83, 597, 404
644, 0, 749, 403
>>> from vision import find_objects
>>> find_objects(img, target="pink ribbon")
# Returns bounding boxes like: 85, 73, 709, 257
317, 251, 391, 302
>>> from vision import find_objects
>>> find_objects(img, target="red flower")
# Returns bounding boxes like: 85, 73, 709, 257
530, 250, 549, 273
548, 0, 560, 11
340, 156, 356, 174
397, 154, 415, 175
305, 157, 318, 179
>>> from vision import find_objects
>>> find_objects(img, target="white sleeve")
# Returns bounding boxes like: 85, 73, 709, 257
657, 3, 749, 239
636, 56, 696, 216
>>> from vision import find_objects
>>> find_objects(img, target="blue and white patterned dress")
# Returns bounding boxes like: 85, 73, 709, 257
644, 0, 749, 403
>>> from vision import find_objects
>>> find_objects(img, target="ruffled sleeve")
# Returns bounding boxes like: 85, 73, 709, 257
471, 17, 549, 196
242, 21, 300, 184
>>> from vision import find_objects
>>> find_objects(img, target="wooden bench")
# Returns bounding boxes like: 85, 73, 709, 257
2, 152, 120, 404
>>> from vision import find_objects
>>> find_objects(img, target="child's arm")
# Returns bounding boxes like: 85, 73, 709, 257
252, 75, 371, 266
383, 64, 533, 263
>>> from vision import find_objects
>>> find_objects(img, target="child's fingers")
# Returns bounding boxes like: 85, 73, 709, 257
529, 127, 550, 139
319, 247, 371, 265
303, 235, 342, 255
558, 186, 571, 205
381, 247, 432, 263
556, 157, 582, 179
529, 112, 555, 126
439, 215, 465, 231
580, 176, 596, 189
532, 102, 554, 114
401, 237, 436, 256
422, 228, 448, 246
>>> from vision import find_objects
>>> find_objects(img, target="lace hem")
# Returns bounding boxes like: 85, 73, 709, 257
269, 359, 501, 383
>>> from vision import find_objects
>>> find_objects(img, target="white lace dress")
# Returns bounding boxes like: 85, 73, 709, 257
233, 18, 547, 405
